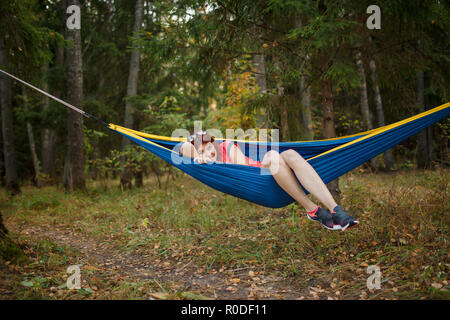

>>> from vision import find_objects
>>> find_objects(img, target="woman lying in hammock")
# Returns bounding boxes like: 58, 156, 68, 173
180, 131, 359, 231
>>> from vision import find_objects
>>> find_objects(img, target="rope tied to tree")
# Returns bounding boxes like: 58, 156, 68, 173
0, 68, 108, 126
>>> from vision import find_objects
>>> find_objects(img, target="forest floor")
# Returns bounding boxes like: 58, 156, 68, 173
0, 167, 449, 300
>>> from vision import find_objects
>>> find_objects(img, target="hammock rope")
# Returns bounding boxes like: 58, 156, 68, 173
1, 68, 449, 208
0, 69, 107, 126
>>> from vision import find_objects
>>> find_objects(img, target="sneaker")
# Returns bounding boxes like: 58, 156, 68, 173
306, 207, 337, 230
331, 206, 359, 231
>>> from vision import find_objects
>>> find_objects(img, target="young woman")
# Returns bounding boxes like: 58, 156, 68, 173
179, 131, 359, 231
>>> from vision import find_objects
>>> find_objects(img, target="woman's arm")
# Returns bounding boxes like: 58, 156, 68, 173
179, 142, 208, 163
179, 142, 198, 158
228, 143, 249, 166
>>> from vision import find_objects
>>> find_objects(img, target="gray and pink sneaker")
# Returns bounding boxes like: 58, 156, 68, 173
306, 206, 338, 230
331, 206, 359, 231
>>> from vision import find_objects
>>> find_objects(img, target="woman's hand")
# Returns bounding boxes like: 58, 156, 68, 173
194, 155, 208, 164
194, 154, 215, 164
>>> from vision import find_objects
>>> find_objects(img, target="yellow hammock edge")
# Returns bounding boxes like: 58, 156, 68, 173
108, 123, 379, 143
310, 102, 449, 160
108, 102, 449, 162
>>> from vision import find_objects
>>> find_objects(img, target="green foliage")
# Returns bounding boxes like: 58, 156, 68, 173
84, 127, 108, 159
87, 149, 122, 183
0, 0, 55, 69
2, 0, 449, 183
335, 111, 365, 136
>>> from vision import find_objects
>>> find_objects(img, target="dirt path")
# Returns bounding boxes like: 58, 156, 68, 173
11, 223, 311, 299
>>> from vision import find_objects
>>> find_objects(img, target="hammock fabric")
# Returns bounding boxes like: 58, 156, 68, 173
1, 69, 447, 208
108, 103, 450, 208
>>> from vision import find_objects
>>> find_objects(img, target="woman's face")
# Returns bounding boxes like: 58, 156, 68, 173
196, 142, 217, 161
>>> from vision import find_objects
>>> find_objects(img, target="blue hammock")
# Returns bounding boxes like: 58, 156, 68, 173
2, 68, 446, 207
109, 103, 449, 208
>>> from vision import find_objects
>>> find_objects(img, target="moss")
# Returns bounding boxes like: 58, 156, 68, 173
0, 235, 29, 265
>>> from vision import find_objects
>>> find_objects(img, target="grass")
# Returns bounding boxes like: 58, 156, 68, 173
0, 166, 449, 299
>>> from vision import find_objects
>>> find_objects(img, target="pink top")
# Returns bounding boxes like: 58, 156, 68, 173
219, 141, 262, 168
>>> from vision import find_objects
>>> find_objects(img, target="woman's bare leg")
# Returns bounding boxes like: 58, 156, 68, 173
280, 150, 338, 212
262, 150, 317, 212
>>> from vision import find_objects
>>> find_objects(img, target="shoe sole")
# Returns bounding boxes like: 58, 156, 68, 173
306, 213, 339, 231
340, 220, 359, 231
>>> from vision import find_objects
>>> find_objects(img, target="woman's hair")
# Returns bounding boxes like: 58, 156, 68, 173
188, 130, 215, 145
188, 130, 222, 160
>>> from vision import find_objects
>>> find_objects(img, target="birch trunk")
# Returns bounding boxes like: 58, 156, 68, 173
369, 59, 394, 170
356, 51, 377, 169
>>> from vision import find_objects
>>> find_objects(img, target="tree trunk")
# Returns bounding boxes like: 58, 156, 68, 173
0, 211, 8, 235
253, 54, 267, 93
296, 16, 314, 141
42, 128, 56, 182
253, 53, 267, 128
356, 51, 377, 169
0, 210, 28, 264
274, 56, 289, 141
43, 39, 63, 182
416, 38, 433, 168
278, 93, 289, 141
26, 119, 41, 188
369, 59, 394, 170
299, 75, 314, 140
65, 0, 85, 191
416, 69, 430, 168
356, 52, 373, 131
424, 71, 434, 164
23, 88, 42, 187
41, 63, 57, 182
416, 69, 426, 167
120, 0, 144, 189
133, 115, 143, 188
0, 37, 20, 195
321, 79, 340, 200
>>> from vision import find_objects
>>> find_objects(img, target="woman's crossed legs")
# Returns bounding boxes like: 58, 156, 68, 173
261, 149, 358, 230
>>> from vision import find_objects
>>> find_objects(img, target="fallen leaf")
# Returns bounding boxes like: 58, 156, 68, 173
431, 283, 443, 289
150, 292, 169, 300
